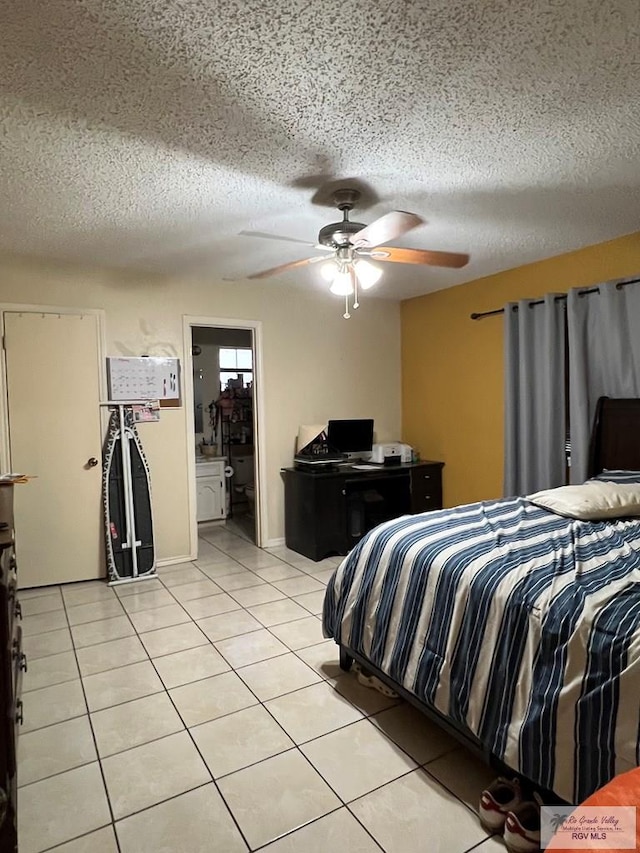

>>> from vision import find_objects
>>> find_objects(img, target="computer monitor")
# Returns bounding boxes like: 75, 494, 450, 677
327, 419, 374, 454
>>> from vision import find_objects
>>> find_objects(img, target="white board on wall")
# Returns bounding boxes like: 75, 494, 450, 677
107, 357, 181, 406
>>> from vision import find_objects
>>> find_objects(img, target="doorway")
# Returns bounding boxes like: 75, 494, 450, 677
183, 317, 265, 554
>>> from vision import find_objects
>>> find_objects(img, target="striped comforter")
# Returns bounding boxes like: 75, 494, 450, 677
322, 497, 640, 803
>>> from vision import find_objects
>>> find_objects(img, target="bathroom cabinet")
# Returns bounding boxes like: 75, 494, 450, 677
195, 458, 227, 522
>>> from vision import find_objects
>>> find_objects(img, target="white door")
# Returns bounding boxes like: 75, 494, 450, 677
4, 311, 104, 587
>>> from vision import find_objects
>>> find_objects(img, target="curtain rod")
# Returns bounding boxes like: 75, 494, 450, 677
470, 277, 640, 320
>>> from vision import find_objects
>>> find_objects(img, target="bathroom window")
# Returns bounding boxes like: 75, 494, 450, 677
219, 347, 253, 391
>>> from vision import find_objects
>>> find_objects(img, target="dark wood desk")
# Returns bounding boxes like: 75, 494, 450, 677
282, 460, 444, 561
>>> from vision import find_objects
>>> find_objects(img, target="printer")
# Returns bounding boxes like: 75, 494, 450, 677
369, 442, 413, 465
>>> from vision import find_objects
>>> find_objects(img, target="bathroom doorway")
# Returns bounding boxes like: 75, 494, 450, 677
183, 317, 265, 552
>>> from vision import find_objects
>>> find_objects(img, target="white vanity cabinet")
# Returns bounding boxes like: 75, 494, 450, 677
196, 458, 227, 522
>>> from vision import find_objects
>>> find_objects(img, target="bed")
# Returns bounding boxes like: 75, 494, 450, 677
322, 398, 640, 804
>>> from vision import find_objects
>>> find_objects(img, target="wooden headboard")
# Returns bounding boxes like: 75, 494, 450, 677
588, 397, 640, 477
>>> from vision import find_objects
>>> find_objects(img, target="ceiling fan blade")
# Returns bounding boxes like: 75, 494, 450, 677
368, 246, 469, 269
247, 255, 327, 280
350, 211, 424, 248
240, 230, 316, 247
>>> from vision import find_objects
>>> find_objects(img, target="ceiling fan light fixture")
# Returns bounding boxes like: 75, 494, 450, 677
320, 261, 338, 282
329, 268, 354, 296
354, 259, 382, 290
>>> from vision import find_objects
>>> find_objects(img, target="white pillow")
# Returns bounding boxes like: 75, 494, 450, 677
527, 481, 640, 520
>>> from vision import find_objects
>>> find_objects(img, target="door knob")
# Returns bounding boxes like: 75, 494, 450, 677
87, 457, 99, 468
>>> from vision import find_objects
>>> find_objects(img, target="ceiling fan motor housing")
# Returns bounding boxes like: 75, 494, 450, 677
318, 219, 367, 248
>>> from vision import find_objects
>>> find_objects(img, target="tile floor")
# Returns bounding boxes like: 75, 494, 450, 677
18, 526, 505, 853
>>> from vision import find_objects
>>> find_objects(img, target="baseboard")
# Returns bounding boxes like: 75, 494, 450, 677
263, 537, 285, 548
156, 554, 195, 567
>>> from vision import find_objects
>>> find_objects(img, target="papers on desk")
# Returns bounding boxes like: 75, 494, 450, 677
351, 464, 384, 470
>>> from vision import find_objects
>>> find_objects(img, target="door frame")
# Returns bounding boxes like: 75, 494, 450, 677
0, 304, 108, 472
183, 315, 267, 553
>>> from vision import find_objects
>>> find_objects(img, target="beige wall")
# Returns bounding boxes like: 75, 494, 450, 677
0, 253, 401, 560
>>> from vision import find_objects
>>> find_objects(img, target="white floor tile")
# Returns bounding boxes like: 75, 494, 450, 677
265, 681, 363, 744
253, 563, 305, 582
18, 585, 61, 600
115, 783, 247, 853
169, 670, 257, 727
301, 718, 417, 801
102, 731, 210, 820
195, 559, 246, 577
48, 825, 119, 852
140, 622, 209, 658
62, 583, 115, 608
21, 592, 64, 617
156, 560, 194, 576
18, 716, 96, 786
292, 590, 326, 615
91, 692, 184, 757
229, 584, 286, 607
246, 598, 310, 627
425, 747, 496, 813
334, 672, 399, 716
269, 615, 326, 650
153, 644, 230, 689
272, 576, 325, 596
191, 704, 294, 777
23, 650, 79, 693
235, 551, 285, 571
214, 628, 289, 668
119, 588, 176, 613
66, 598, 125, 626
75, 635, 147, 678
292, 641, 345, 682
114, 578, 164, 597
127, 603, 191, 633
21, 680, 87, 733
22, 609, 68, 636
197, 538, 232, 559
237, 652, 321, 701
217, 749, 340, 850
260, 807, 381, 852
18, 763, 111, 853
83, 660, 163, 712
181, 592, 242, 620
350, 768, 491, 853
170, 578, 222, 602
370, 703, 459, 765
215, 571, 266, 592
23, 627, 73, 661
71, 615, 135, 649
197, 609, 263, 642
161, 566, 206, 588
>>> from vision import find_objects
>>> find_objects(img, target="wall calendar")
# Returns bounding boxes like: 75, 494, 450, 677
107, 357, 181, 407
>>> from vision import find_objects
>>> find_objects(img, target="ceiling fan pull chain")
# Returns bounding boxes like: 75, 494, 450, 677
343, 294, 351, 320
353, 267, 359, 309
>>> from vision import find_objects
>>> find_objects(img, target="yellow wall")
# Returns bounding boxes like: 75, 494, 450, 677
401, 231, 640, 508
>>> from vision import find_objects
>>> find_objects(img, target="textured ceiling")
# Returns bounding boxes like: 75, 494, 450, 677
1, 0, 640, 299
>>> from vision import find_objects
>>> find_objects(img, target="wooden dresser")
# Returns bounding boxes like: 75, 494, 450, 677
0, 485, 23, 852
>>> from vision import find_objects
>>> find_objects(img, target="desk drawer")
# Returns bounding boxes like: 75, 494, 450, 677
410, 465, 443, 513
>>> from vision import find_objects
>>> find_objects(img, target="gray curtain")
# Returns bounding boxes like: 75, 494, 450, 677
504, 293, 567, 496
567, 279, 640, 483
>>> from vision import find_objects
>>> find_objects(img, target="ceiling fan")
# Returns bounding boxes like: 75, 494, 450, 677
241, 188, 470, 318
